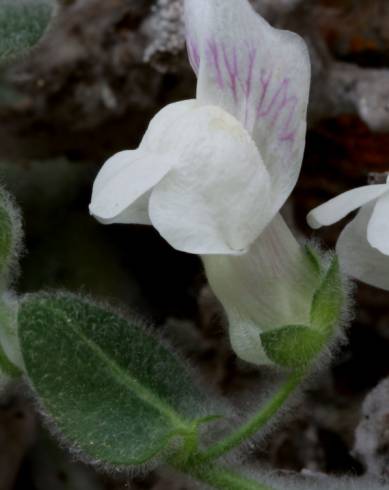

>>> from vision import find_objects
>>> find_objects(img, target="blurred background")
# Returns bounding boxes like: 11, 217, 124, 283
1, 0, 389, 488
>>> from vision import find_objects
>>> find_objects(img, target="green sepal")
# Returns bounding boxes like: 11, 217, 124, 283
304, 245, 322, 278
261, 325, 326, 370
0, 0, 56, 64
310, 256, 343, 333
261, 256, 343, 370
19, 293, 219, 467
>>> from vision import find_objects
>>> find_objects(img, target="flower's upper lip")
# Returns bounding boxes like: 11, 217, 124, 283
185, 0, 311, 218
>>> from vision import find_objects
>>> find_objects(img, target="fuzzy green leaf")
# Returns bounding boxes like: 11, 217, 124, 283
261, 325, 325, 369
0, 0, 55, 63
311, 256, 343, 332
19, 293, 217, 467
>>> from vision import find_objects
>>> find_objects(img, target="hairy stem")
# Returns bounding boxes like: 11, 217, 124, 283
177, 462, 274, 490
200, 370, 303, 462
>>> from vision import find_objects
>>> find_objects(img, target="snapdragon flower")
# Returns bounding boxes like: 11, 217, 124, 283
203, 215, 322, 365
90, 0, 319, 365
90, 0, 310, 255
308, 176, 389, 291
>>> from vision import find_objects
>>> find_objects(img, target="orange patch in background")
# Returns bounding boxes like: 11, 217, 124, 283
349, 36, 378, 54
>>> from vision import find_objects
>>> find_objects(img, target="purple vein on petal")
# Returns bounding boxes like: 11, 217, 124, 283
222, 44, 239, 104
207, 39, 225, 90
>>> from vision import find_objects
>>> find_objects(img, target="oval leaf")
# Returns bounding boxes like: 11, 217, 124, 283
19, 293, 216, 467
0, 0, 55, 63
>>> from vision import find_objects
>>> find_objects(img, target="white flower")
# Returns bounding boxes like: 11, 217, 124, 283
90, 0, 313, 365
307, 176, 389, 291
89, 0, 310, 256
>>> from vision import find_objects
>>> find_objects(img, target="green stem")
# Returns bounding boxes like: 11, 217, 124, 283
0, 342, 21, 377
0, 299, 21, 377
200, 370, 303, 462
177, 462, 274, 490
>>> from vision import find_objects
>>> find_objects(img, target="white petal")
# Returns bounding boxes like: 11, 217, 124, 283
337, 204, 389, 291
307, 184, 389, 229
141, 99, 199, 152
185, 0, 311, 212
91, 150, 133, 198
89, 149, 174, 225
90, 102, 199, 225
202, 215, 317, 364
149, 105, 272, 255
367, 191, 389, 255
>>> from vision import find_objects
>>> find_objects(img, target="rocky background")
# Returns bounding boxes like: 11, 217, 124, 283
1, 0, 389, 489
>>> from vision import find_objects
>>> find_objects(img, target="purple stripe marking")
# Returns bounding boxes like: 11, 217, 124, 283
222, 44, 239, 103
256, 69, 273, 117
207, 39, 224, 90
